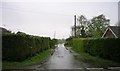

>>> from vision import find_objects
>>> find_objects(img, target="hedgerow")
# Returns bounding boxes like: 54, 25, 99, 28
72, 38, 120, 62
2, 33, 56, 61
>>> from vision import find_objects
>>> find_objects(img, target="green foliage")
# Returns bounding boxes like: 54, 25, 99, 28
77, 15, 87, 27
2, 33, 55, 61
77, 15, 88, 37
72, 38, 120, 62
87, 14, 110, 37
64, 37, 73, 46
75, 14, 109, 38
50, 38, 58, 49
3, 49, 52, 68
57, 39, 65, 44
16, 31, 26, 35
80, 26, 86, 37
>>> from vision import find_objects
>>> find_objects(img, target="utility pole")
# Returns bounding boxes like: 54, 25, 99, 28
74, 15, 76, 37
118, 1, 120, 26
54, 31, 56, 39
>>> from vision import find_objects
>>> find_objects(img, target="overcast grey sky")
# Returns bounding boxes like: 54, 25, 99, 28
1, 0, 119, 39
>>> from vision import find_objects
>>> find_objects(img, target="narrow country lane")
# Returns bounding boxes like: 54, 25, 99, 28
24, 44, 92, 70
39, 44, 91, 69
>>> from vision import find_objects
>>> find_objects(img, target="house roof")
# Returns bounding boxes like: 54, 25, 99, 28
109, 26, 120, 37
0, 27, 11, 34
102, 26, 120, 38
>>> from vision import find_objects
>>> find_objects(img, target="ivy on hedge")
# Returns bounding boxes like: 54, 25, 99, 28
72, 38, 120, 62
2, 33, 56, 61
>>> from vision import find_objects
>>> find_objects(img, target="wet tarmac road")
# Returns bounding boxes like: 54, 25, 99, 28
22, 44, 91, 70
37, 44, 91, 69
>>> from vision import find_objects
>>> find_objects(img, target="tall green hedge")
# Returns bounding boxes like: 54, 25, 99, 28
2, 34, 53, 61
50, 39, 58, 49
72, 38, 120, 62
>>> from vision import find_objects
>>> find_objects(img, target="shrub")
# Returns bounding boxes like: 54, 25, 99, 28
2, 34, 54, 61
72, 38, 120, 62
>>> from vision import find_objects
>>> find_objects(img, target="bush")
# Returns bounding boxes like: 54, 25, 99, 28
64, 37, 73, 47
50, 39, 58, 49
72, 38, 120, 62
2, 34, 54, 61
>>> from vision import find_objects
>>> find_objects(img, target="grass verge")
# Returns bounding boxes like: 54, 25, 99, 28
2, 48, 52, 68
72, 48, 120, 68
